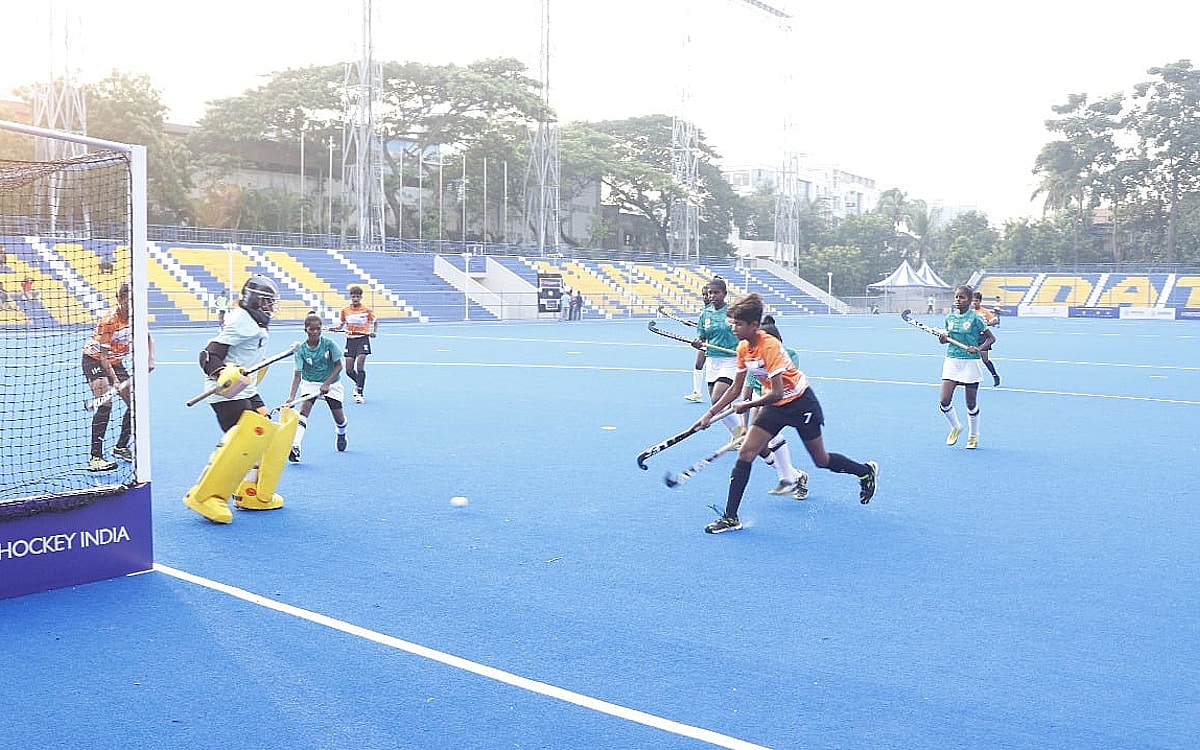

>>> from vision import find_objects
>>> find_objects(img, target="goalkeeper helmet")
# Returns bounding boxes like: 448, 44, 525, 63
241, 275, 279, 317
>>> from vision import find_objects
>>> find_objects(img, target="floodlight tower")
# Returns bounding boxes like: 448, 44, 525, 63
341, 0, 386, 250
726, 0, 798, 271
524, 0, 560, 255
669, 20, 698, 262
34, 1, 86, 160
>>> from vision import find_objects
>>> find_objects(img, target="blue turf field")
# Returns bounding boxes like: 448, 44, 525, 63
1, 313, 1198, 749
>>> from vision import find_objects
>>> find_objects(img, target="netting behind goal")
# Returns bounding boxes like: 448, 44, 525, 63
0, 123, 150, 521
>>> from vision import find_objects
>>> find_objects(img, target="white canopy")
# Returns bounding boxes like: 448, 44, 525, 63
868, 260, 950, 290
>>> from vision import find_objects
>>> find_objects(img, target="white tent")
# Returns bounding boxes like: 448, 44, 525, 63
868, 260, 952, 313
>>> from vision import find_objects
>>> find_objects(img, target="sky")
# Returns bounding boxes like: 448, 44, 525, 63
3, 0, 1198, 224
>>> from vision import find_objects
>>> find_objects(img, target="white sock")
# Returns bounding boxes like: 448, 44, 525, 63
770, 441, 798, 482
968, 408, 980, 437
722, 413, 741, 433
941, 404, 961, 431
692, 368, 704, 394
293, 418, 307, 448
336, 420, 347, 435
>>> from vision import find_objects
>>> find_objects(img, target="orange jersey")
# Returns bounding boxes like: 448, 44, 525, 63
973, 303, 998, 325
340, 304, 376, 337
83, 307, 132, 361
737, 330, 809, 406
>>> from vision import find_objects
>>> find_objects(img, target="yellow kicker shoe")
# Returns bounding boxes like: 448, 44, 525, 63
722, 426, 747, 452
946, 427, 962, 446
233, 482, 284, 511
966, 435, 979, 450
184, 494, 233, 524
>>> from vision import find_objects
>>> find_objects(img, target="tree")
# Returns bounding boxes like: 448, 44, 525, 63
1128, 60, 1200, 262
190, 59, 548, 237
1032, 92, 1122, 264
18, 71, 196, 224
571, 115, 735, 256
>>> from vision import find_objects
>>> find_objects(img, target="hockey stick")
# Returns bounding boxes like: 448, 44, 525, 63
900, 310, 975, 353
647, 320, 736, 356
657, 305, 697, 328
269, 391, 321, 416
636, 404, 737, 470
186, 343, 300, 407
83, 378, 130, 411
663, 439, 741, 487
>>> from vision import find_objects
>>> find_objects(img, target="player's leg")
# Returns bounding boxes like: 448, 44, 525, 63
184, 405, 279, 523
343, 353, 359, 399
353, 352, 368, 401
82, 358, 117, 471
964, 381, 981, 449
235, 408, 298, 511
112, 363, 133, 461
940, 373, 963, 445
325, 380, 348, 451
705, 423, 772, 534
289, 382, 319, 462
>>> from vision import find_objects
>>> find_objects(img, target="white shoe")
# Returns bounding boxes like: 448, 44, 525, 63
683, 392, 703, 402
792, 471, 810, 500
768, 479, 798, 495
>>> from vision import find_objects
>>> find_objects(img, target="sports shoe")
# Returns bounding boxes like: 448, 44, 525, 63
336, 433, 347, 452
768, 478, 798, 495
966, 435, 979, 450
993, 375, 1001, 387
87, 456, 117, 472
859, 461, 879, 504
792, 471, 810, 500
353, 391, 364, 404
288, 446, 301, 463
112, 445, 133, 462
946, 427, 962, 446
722, 426, 747, 451
704, 516, 742, 534
683, 391, 703, 402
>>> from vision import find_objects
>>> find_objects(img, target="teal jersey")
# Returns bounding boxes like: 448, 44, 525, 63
295, 336, 343, 383
944, 309, 988, 360
696, 304, 737, 358
747, 346, 800, 394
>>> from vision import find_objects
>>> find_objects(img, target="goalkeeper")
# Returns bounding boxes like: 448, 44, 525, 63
184, 274, 298, 524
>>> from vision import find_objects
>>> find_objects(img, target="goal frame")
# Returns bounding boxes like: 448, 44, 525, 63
0, 119, 154, 600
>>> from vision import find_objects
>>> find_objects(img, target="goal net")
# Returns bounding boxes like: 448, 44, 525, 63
0, 121, 151, 522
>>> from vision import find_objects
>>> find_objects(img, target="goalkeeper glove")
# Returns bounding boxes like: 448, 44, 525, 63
214, 365, 251, 397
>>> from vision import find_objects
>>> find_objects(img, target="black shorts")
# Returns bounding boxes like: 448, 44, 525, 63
752, 388, 825, 443
81, 355, 128, 384
211, 394, 267, 433
345, 337, 372, 358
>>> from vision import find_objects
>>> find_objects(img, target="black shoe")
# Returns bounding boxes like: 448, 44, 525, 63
288, 446, 301, 463
704, 516, 742, 534
993, 374, 1001, 387
112, 445, 133, 462
336, 433, 347, 452
859, 461, 879, 504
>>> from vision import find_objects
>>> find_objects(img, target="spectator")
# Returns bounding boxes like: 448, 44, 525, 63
20, 276, 39, 301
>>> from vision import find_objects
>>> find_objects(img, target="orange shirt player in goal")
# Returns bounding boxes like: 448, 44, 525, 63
331, 285, 378, 404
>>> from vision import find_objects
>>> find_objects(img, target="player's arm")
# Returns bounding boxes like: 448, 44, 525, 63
199, 341, 231, 376
978, 328, 996, 352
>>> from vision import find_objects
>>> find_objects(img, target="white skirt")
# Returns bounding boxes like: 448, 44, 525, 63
941, 357, 983, 384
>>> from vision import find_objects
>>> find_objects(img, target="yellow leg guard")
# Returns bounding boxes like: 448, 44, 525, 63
234, 408, 298, 512
183, 411, 279, 523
